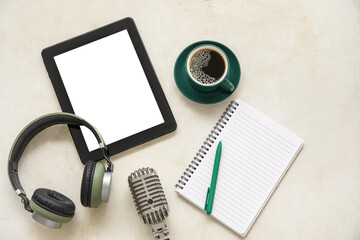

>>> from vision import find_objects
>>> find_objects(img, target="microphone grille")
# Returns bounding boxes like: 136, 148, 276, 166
128, 167, 169, 225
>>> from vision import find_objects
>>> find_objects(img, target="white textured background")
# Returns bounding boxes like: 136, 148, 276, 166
0, 0, 359, 239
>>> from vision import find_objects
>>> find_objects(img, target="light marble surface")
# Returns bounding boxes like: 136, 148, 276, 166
1, 0, 359, 239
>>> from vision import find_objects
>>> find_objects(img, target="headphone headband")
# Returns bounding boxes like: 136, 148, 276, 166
7, 112, 113, 212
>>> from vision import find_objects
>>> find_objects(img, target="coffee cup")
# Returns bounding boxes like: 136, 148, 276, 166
185, 44, 234, 93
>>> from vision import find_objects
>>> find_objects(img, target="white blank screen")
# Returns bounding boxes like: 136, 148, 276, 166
54, 30, 164, 151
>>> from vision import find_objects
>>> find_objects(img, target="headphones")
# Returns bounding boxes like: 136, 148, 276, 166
7, 113, 114, 229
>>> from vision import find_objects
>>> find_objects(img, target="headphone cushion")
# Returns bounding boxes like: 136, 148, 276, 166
32, 188, 75, 217
89, 162, 105, 208
80, 161, 96, 207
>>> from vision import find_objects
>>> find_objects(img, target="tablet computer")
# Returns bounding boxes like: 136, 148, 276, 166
42, 17, 176, 163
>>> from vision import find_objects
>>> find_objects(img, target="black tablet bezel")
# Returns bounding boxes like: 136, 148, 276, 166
42, 17, 176, 163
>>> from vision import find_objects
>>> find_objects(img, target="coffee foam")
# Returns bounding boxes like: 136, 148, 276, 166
189, 49, 217, 85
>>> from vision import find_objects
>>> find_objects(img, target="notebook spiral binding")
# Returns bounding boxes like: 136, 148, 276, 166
175, 100, 239, 189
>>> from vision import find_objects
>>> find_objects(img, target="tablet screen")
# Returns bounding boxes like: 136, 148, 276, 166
54, 30, 164, 151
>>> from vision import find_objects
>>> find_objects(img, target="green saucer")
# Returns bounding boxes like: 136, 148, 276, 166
174, 40, 241, 104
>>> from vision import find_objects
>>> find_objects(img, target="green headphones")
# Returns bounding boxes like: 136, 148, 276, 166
7, 113, 114, 228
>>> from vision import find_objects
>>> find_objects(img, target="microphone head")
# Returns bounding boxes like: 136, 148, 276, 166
128, 167, 170, 239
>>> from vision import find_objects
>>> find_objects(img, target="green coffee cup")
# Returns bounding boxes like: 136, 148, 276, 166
185, 44, 234, 93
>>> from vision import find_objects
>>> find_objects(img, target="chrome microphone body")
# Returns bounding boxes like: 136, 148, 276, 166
128, 167, 170, 240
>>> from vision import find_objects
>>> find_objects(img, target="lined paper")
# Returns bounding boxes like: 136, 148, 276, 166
176, 99, 303, 236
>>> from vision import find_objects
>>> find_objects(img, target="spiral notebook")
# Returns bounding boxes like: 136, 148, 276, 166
175, 99, 303, 237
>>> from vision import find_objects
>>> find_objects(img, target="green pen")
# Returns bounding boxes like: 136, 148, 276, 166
204, 141, 222, 215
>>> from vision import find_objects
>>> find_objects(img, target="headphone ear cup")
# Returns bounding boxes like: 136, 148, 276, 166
30, 188, 75, 228
81, 161, 105, 208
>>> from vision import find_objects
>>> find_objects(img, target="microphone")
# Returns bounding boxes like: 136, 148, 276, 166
128, 167, 170, 240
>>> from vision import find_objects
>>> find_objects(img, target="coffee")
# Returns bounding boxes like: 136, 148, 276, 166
189, 49, 226, 85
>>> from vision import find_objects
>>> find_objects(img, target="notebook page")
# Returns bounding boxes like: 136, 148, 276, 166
176, 99, 303, 236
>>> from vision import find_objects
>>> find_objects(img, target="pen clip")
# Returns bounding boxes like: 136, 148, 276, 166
204, 187, 210, 211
